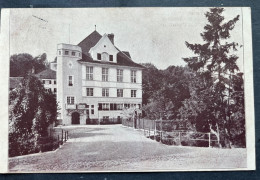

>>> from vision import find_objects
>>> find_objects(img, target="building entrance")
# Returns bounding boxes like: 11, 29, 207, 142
71, 112, 80, 124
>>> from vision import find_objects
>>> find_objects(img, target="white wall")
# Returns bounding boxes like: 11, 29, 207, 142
89, 35, 119, 63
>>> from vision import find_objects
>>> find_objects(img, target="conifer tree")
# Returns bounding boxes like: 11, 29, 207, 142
183, 8, 243, 148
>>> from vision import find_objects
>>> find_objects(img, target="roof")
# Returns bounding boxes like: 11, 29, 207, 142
78, 52, 144, 68
77, 31, 144, 69
78, 30, 102, 57
122, 51, 131, 58
35, 69, 56, 79
52, 57, 57, 63
9, 77, 23, 89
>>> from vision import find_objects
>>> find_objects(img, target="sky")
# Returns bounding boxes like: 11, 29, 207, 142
9, 7, 244, 70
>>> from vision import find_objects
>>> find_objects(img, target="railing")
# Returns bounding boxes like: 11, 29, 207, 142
38, 128, 69, 153
123, 118, 219, 148
86, 118, 122, 125
65, 104, 76, 109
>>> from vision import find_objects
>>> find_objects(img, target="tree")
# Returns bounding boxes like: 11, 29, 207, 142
141, 63, 163, 105
142, 64, 192, 120
183, 8, 244, 148
10, 53, 48, 77
9, 75, 57, 156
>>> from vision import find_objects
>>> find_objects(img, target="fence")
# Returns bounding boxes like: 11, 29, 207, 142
86, 118, 122, 125
122, 118, 219, 148
39, 128, 69, 152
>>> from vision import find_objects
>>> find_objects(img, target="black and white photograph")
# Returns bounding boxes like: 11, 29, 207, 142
0, 7, 255, 172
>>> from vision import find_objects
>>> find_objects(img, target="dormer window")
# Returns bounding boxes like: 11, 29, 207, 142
101, 52, 109, 61
109, 55, 113, 62
97, 53, 101, 60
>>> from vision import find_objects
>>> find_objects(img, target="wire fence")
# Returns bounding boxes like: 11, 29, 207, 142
122, 118, 219, 148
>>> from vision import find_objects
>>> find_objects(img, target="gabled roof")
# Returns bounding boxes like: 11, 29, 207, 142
122, 51, 131, 58
78, 30, 102, 56
78, 52, 144, 69
9, 77, 23, 89
77, 31, 144, 69
35, 69, 56, 79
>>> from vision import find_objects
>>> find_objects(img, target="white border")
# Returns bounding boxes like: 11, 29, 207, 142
0, 7, 256, 173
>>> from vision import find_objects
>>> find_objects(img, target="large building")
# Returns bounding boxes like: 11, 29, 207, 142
50, 30, 143, 125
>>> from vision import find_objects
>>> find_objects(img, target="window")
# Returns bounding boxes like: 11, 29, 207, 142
131, 70, 137, 83
58, 51, 61, 55
103, 116, 109, 120
97, 53, 101, 60
54, 88, 57, 93
109, 55, 113, 61
86, 66, 93, 80
131, 90, 137, 97
102, 103, 110, 111
49, 80, 52, 84
54, 80, 56, 84
72, 51, 76, 56
117, 69, 123, 82
91, 105, 94, 114
117, 103, 123, 110
124, 104, 130, 108
86, 88, 94, 96
68, 76, 73, 86
117, 89, 123, 97
101, 52, 109, 61
65, 51, 69, 55
43, 80, 45, 84
102, 68, 109, 81
102, 88, 109, 97
67, 96, 75, 104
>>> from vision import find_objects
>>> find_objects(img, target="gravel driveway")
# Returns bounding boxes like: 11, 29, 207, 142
9, 125, 247, 172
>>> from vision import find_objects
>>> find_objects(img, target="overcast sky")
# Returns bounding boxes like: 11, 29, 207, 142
9, 7, 244, 70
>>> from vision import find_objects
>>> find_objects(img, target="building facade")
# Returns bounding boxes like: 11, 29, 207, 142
35, 68, 57, 94
51, 30, 143, 125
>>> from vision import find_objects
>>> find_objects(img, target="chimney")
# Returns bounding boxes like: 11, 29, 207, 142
108, 33, 114, 44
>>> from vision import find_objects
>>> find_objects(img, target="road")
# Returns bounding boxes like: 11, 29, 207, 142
9, 125, 247, 172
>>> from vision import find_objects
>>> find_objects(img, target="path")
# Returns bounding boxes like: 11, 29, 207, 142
9, 125, 247, 172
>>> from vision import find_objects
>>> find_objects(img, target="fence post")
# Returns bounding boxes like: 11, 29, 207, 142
155, 120, 157, 139
58, 135, 60, 147
208, 133, 211, 148
61, 129, 63, 144
67, 131, 69, 140
179, 132, 181, 146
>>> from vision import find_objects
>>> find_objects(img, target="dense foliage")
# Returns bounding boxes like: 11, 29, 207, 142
10, 53, 49, 77
141, 8, 245, 148
9, 75, 57, 157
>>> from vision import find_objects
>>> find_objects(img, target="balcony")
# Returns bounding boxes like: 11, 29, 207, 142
65, 104, 76, 109
65, 103, 88, 109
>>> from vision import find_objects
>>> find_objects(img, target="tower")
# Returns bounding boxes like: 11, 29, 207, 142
57, 43, 82, 125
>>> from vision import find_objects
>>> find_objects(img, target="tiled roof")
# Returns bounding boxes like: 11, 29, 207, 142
77, 31, 144, 69
35, 69, 56, 79
122, 51, 131, 58
9, 77, 23, 89
78, 52, 144, 69
78, 30, 102, 56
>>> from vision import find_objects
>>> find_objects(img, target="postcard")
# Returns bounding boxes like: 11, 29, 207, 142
0, 7, 255, 173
